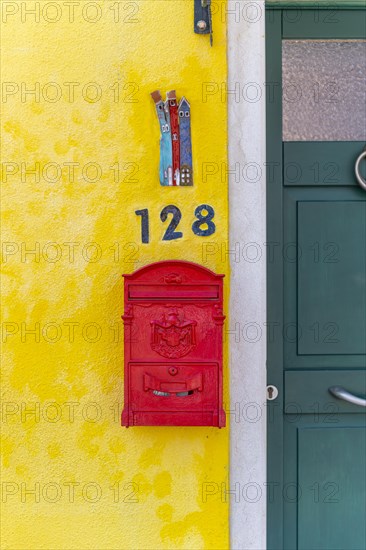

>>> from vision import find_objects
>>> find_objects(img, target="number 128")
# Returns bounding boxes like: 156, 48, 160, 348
135, 204, 216, 243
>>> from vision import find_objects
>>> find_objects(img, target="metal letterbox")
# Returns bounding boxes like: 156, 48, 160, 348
121, 260, 225, 427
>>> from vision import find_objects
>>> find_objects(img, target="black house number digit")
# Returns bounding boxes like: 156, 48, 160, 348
135, 209, 149, 243
160, 205, 183, 241
192, 204, 216, 237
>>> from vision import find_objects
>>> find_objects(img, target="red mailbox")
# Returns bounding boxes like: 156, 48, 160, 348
121, 260, 225, 427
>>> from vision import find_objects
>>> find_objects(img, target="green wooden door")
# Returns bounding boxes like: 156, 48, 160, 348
266, 5, 366, 549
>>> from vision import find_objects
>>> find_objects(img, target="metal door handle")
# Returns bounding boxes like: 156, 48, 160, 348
328, 386, 366, 407
355, 147, 366, 190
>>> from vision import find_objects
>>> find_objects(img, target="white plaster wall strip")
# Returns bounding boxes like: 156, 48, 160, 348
228, 1, 267, 548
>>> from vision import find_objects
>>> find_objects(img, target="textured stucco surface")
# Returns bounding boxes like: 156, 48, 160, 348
228, 2, 267, 548
1, 1, 229, 548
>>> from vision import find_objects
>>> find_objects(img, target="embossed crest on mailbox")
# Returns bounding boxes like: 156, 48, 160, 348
121, 260, 225, 427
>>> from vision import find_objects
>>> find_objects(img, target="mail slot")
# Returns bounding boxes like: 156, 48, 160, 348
121, 260, 226, 427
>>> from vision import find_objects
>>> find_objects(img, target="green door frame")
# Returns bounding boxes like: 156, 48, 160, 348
266, 9, 283, 548
265, 4, 366, 549
267, 1, 364, 8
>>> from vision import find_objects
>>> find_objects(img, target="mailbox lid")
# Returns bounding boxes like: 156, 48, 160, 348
124, 261, 224, 302
128, 284, 219, 301
128, 362, 219, 412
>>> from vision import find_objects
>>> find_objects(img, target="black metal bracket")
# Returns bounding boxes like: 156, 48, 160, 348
194, 0, 213, 45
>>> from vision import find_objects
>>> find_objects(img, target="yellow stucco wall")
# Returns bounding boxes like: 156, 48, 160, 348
1, 1, 229, 548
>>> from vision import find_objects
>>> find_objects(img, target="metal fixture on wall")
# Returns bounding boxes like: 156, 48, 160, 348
194, 0, 213, 46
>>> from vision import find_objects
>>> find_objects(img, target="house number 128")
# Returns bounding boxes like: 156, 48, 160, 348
135, 204, 216, 243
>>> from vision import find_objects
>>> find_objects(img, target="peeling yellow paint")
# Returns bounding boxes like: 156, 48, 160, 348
1, 1, 229, 548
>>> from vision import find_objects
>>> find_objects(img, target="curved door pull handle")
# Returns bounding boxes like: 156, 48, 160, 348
355, 147, 366, 190
328, 386, 366, 407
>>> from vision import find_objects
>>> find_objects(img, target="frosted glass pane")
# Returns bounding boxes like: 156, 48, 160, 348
282, 40, 366, 142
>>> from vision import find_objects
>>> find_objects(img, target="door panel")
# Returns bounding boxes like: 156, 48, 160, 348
282, 9, 366, 39
267, 7, 366, 550
283, 142, 366, 186
285, 370, 366, 413
283, 417, 366, 550
284, 188, 366, 369
297, 200, 366, 355
297, 426, 366, 550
